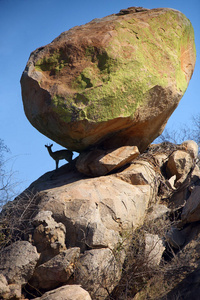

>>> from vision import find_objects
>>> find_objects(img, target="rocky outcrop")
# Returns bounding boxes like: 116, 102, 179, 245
1, 140, 200, 299
21, 7, 196, 153
33, 175, 151, 252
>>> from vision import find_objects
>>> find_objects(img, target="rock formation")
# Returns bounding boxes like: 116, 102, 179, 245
1, 139, 200, 299
76, 145, 140, 176
1, 6, 199, 300
21, 7, 195, 153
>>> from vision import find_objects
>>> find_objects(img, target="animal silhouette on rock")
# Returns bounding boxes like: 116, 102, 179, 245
45, 144, 73, 170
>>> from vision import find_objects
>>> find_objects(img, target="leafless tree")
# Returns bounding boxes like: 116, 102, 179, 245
156, 114, 200, 152
0, 139, 18, 210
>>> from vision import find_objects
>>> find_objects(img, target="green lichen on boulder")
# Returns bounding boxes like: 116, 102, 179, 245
35, 48, 71, 73
21, 7, 196, 152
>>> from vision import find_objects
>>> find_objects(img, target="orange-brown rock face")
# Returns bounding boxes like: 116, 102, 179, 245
21, 7, 196, 152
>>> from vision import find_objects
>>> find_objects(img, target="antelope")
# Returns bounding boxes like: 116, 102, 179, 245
45, 144, 73, 170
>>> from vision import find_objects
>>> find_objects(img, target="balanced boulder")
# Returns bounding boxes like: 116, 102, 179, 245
21, 7, 196, 152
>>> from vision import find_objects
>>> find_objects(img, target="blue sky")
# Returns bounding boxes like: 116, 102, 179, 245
0, 0, 200, 193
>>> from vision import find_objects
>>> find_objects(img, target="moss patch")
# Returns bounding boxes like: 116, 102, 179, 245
52, 94, 88, 123
52, 95, 72, 122
35, 48, 71, 73
44, 10, 195, 124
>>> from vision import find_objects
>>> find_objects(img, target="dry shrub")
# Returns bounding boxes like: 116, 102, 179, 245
108, 215, 193, 300
0, 190, 41, 251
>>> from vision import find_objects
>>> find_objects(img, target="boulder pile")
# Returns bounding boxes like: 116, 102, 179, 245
1, 140, 200, 299
1, 6, 199, 300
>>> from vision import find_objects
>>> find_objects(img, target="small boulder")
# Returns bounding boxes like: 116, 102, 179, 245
0, 241, 39, 286
34, 285, 92, 300
115, 159, 156, 186
114, 159, 159, 202
180, 140, 198, 159
168, 164, 200, 210
31, 247, 80, 290
166, 150, 194, 186
75, 248, 122, 299
181, 186, 200, 223
145, 233, 165, 266
32, 210, 66, 263
76, 146, 139, 176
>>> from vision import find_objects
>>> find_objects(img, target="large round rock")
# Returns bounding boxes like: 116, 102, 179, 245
21, 7, 196, 152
